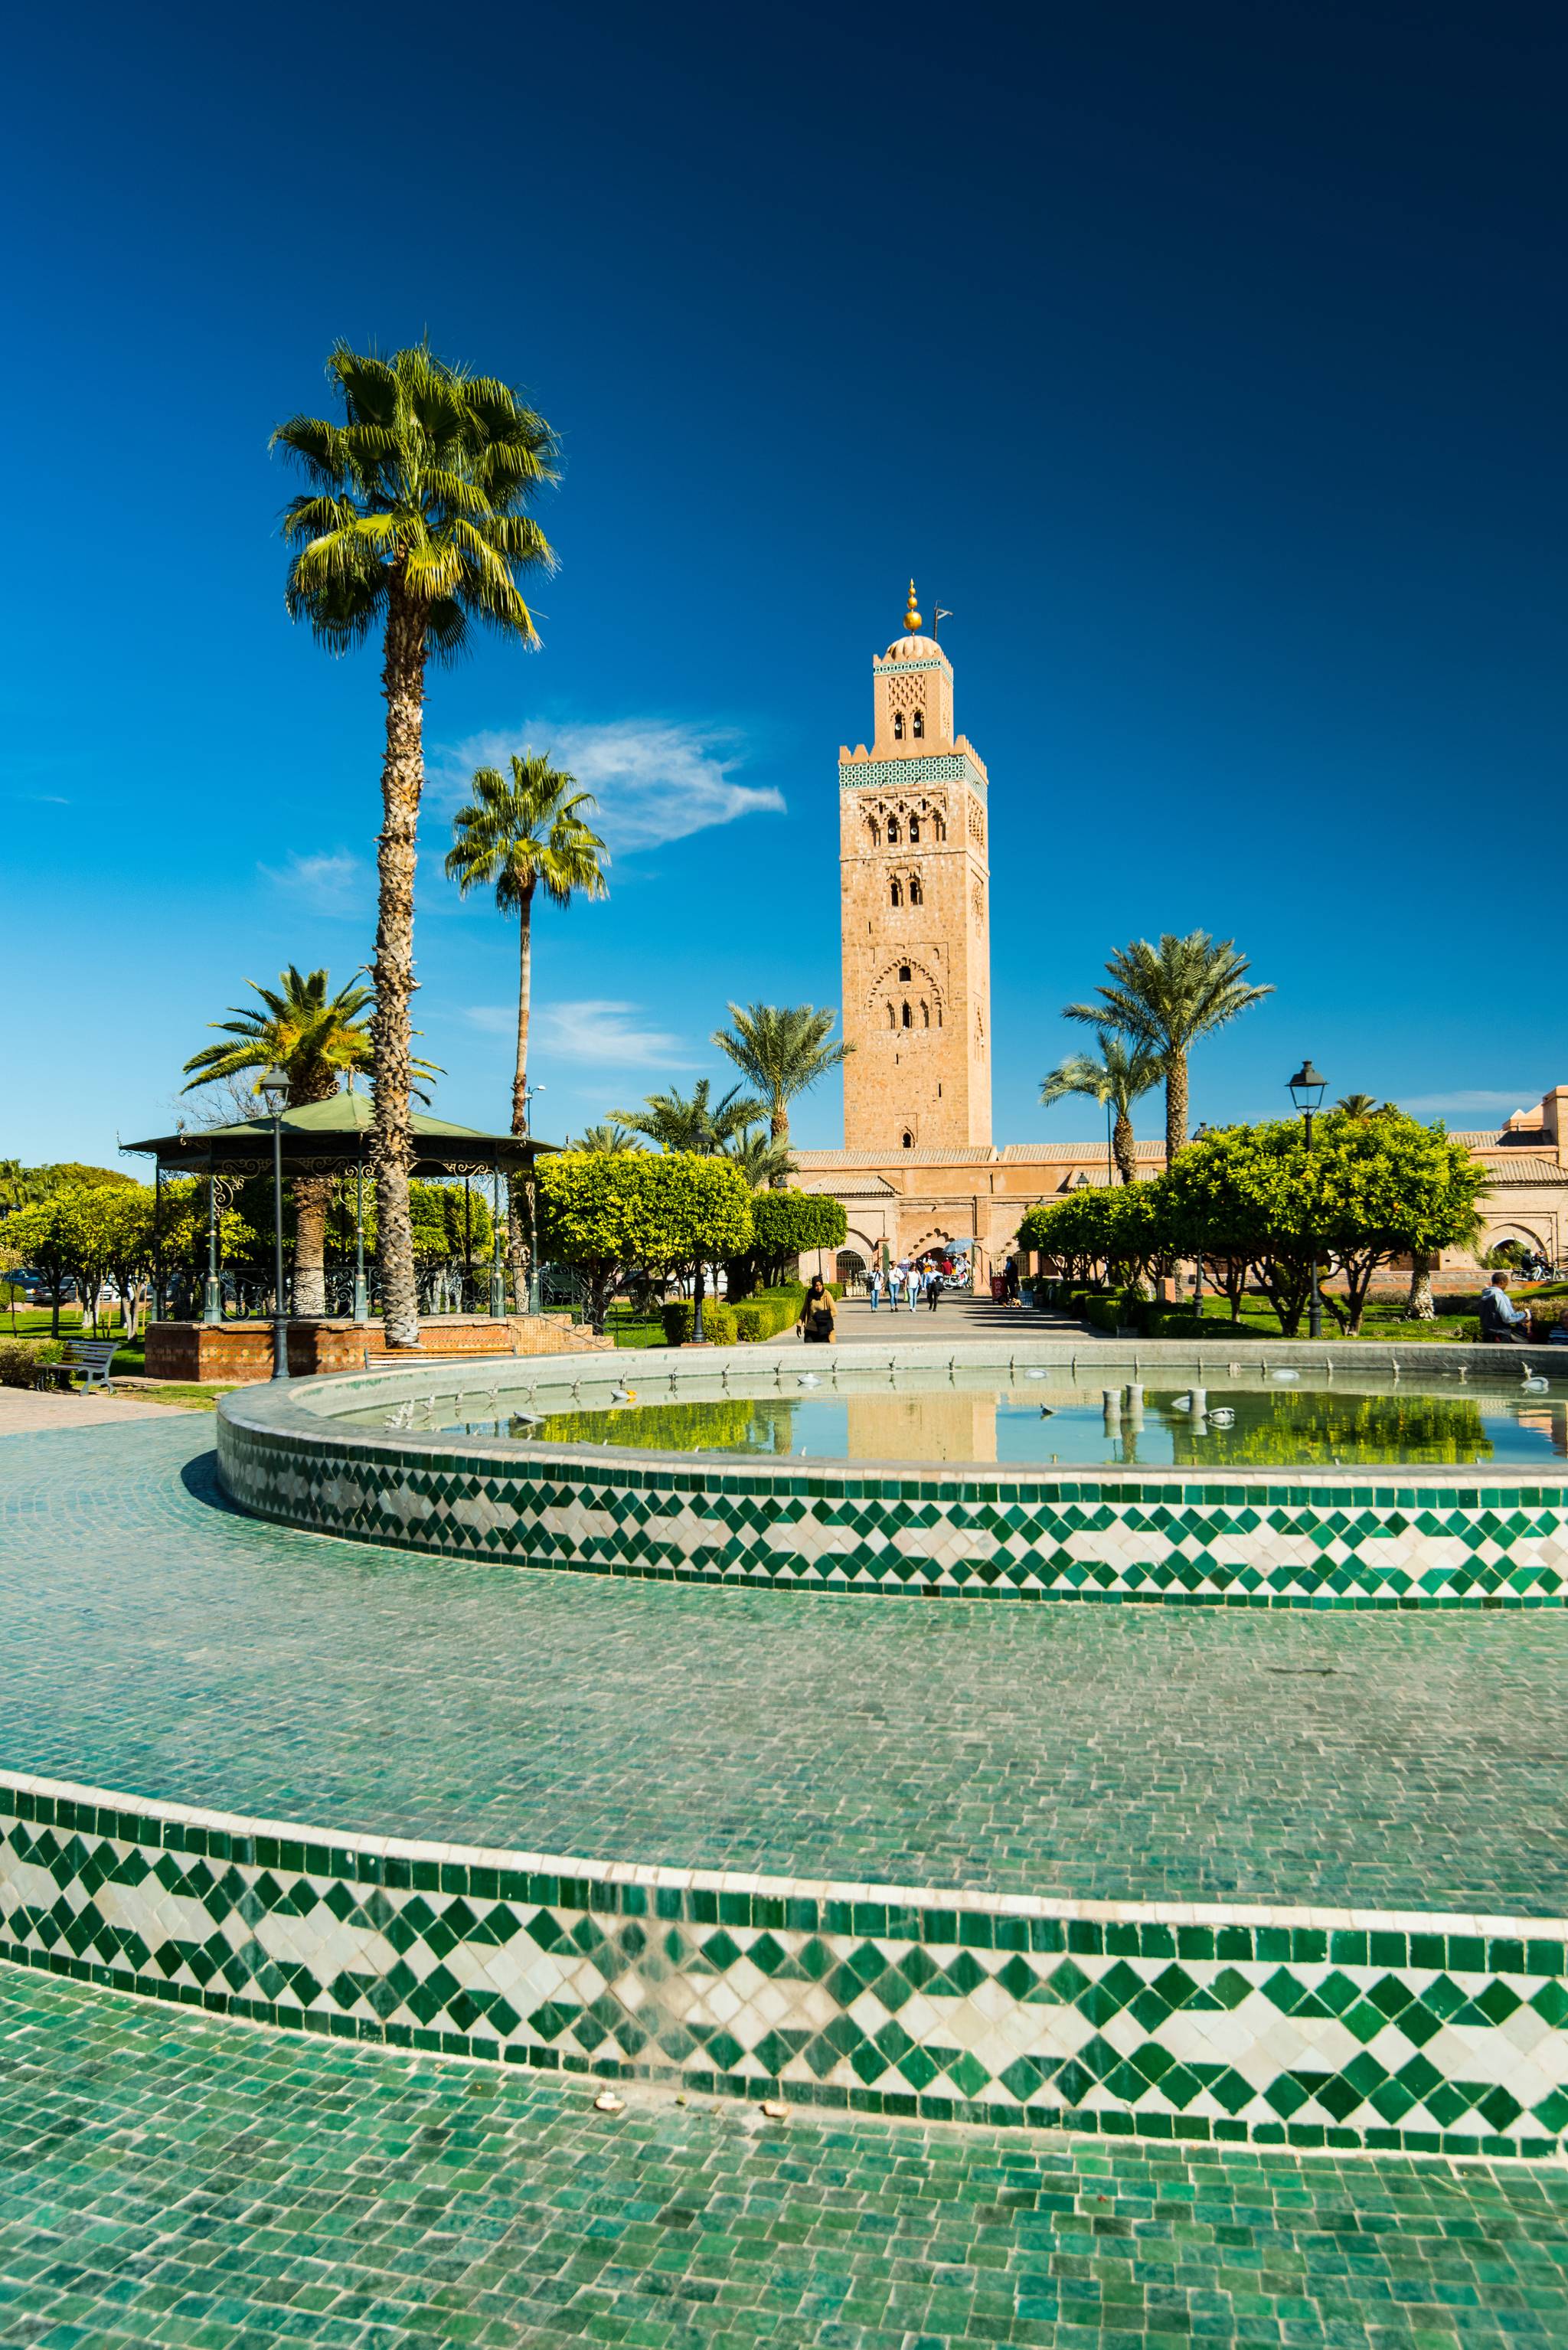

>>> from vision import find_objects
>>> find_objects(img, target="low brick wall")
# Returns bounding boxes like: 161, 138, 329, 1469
145, 1315, 609, 1384
2, 1770, 1563, 2157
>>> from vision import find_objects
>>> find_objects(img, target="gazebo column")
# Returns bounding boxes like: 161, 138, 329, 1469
489, 1162, 507, 1319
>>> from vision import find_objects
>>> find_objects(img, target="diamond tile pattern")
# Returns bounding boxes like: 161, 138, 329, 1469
218, 1419, 1568, 1606
4, 1779, 1564, 2159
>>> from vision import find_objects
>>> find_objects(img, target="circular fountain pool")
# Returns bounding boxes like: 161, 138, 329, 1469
217, 1337, 1568, 1607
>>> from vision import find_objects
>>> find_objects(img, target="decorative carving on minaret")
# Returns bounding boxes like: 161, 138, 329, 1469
838, 585, 992, 1151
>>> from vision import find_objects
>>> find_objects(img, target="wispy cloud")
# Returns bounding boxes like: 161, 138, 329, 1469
1402, 1089, 1539, 1114
260, 850, 367, 917
438, 719, 784, 853
465, 999, 697, 1068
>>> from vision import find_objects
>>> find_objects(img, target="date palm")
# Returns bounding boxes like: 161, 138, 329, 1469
573, 1123, 640, 1153
713, 1003, 851, 1168
611, 1079, 764, 1155
1335, 1093, 1380, 1120
181, 967, 438, 1316
273, 342, 558, 1345
1065, 931, 1273, 1168
446, 751, 607, 1306
1039, 1035, 1162, 1186
725, 1125, 795, 1191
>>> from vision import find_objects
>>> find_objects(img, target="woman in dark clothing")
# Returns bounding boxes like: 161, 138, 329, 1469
796, 1276, 837, 1344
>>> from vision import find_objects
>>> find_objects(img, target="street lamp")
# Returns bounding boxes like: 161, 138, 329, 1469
1190, 1123, 1211, 1306
1287, 1060, 1326, 1341
489, 1160, 507, 1320
202, 1150, 223, 1325
521, 1085, 545, 1315
258, 1065, 291, 1380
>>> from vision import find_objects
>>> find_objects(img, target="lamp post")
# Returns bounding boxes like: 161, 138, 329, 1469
489, 1161, 507, 1319
1190, 1123, 1210, 1306
521, 1085, 545, 1315
202, 1152, 223, 1325
351, 1150, 369, 1325
258, 1066, 291, 1380
1287, 1060, 1327, 1341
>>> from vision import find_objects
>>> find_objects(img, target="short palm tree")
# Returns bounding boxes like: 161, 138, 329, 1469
181, 968, 436, 1316
1064, 931, 1273, 1168
1039, 1036, 1163, 1185
1335, 1093, 1380, 1119
611, 1080, 764, 1155
712, 1004, 852, 1169
725, 1126, 795, 1191
573, 1123, 640, 1153
273, 342, 557, 1346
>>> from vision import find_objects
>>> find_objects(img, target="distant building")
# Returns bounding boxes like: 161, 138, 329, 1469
796, 590, 1566, 1283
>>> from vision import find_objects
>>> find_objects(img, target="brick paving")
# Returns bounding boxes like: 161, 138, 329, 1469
2, 1963, 1565, 2349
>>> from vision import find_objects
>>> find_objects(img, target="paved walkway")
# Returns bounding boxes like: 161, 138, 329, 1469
832, 1291, 1061, 1344
0, 1384, 176, 1433
5, 1414, 1568, 1914
2, 1963, 1564, 2350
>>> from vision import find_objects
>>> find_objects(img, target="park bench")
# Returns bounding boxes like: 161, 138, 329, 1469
44, 1338, 120, 1393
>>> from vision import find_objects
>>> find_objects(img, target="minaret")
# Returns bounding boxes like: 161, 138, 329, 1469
838, 583, 992, 1152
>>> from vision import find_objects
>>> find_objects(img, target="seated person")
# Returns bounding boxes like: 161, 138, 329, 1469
1479, 1273, 1533, 1344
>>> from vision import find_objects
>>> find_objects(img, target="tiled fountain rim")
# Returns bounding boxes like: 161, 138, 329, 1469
219, 1338, 1568, 1493
8, 1766, 1563, 1946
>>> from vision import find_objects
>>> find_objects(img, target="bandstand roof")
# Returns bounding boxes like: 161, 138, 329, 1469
124, 1093, 555, 1178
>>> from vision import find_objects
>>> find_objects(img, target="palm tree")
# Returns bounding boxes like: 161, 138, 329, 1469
1064, 931, 1273, 1168
181, 967, 436, 1317
712, 1004, 852, 1168
446, 752, 608, 1307
573, 1123, 641, 1153
611, 1079, 764, 1155
725, 1126, 795, 1191
1039, 1036, 1163, 1185
1336, 1093, 1380, 1119
273, 343, 557, 1347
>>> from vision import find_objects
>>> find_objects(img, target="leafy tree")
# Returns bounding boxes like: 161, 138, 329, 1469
1039, 1035, 1163, 1185
181, 966, 433, 1318
23, 1163, 137, 1198
1019, 1185, 1165, 1291
446, 752, 608, 1307
1, 1195, 80, 1335
1064, 931, 1273, 1168
273, 342, 557, 1348
725, 1188, 846, 1299
711, 1003, 851, 1161
610, 1079, 764, 1155
537, 1152, 754, 1331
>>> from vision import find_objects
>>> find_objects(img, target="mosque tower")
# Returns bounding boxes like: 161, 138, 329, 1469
838, 583, 992, 1152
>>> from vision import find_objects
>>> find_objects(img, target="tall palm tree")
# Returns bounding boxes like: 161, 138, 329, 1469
446, 752, 608, 1306
611, 1079, 764, 1155
273, 342, 558, 1347
713, 1004, 851, 1168
1064, 931, 1273, 1168
181, 967, 436, 1317
1039, 1036, 1163, 1185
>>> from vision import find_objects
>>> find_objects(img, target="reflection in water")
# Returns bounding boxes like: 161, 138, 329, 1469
391, 1371, 1568, 1469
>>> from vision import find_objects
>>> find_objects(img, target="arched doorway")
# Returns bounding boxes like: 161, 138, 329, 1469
835, 1249, 867, 1295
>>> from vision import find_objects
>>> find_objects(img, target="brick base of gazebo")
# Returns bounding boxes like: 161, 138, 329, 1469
145, 1313, 610, 1384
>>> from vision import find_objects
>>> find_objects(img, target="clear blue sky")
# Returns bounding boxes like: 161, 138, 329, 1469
5, 0, 1563, 1165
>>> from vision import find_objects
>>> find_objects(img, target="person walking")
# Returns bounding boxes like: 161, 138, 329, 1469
925, 1263, 942, 1312
887, 1263, 903, 1310
905, 1261, 920, 1315
795, 1275, 837, 1345
868, 1263, 884, 1312
1004, 1255, 1023, 1309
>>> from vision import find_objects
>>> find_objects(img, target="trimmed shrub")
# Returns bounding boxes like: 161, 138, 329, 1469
660, 1299, 739, 1346
0, 1339, 64, 1388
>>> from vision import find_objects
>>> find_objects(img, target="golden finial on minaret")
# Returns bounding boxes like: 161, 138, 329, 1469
904, 578, 922, 635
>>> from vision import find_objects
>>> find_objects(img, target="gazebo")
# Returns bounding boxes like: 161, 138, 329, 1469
123, 1097, 560, 1381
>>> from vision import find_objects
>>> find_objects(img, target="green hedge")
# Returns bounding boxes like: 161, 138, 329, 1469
660, 1299, 739, 1346
0, 1338, 65, 1389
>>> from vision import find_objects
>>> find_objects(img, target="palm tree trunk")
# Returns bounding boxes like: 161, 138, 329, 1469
1164, 1054, 1188, 1171
371, 579, 426, 1349
1406, 1251, 1436, 1319
770, 1097, 789, 1187
292, 1176, 331, 1317
1112, 1105, 1137, 1187
508, 884, 535, 1311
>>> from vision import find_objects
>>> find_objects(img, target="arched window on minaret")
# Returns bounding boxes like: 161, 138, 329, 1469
887, 1002, 897, 1028
902, 1130, 914, 1150
912, 709, 924, 738
901, 1002, 912, 1028
908, 816, 920, 844
893, 711, 905, 740
933, 812, 946, 842
887, 816, 900, 844
890, 878, 902, 907
897, 963, 911, 982
920, 1001, 929, 1028
866, 815, 880, 847
910, 877, 923, 906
